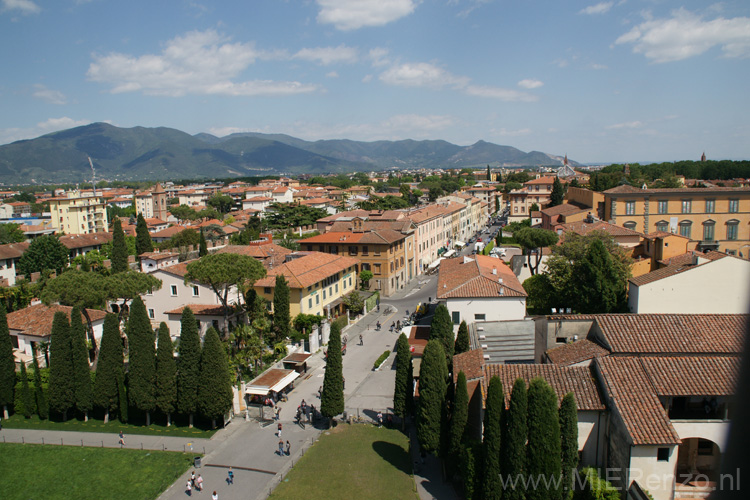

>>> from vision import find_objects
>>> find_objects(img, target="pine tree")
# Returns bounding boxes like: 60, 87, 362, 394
448, 371, 469, 464
393, 332, 412, 425
48, 311, 75, 420
320, 321, 344, 424
454, 320, 470, 355
93, 314, 124, 423
527, 378, 562, 500
550, 177, 565, 207
111, 217, 129, 273
0, 304, 16, 419
199, 229, 208, 257
126, 296, 156, 425
482, 376, 504, 500
177, 307, 201, 428
70, 307, 93, 421
135, 213, 153, 256
197, 327, 233, 429
430, 304, 454, 369
559, 392, 579, 499
32, 347, 48, 419
20, 362, 33, 418
272, 275, 291, 343
155, 323, 177, 426
416, 339, 447, 454
502, 378, 528, 500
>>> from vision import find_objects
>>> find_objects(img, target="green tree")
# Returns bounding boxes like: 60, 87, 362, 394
342, 290, 364, 315
70, 307, 93, 421
169, 204, 197, 223
514, 227, 559, 276
126, 297, 156, 425
527, 378, 562, 500
0, 222, 26, 244
502, 378, 528, 500
197, 327, 233, 429
185, 253, 266, 336
559, 393, 578, 499
448, 371, 469, 466
320, 321, 344, 424
199, 229, 208, 257
272, 275, 291, 343
550, 177, 565, 207
20, 362, 33, 418
359, 270, 373, 290
17, 234, 69, 277
135, 213, 153, 256
155, 322, 177, 426
159, 227, 200, 251
118, 372, 128, 423
207, 193, 234, 214
32, 347, 48, 419
454, 320, 470, 355
523, 273, 556, 315
93, 314, 123, 423
177, 307, 201, 428
104, 270, 163, 321
48, 312, 74, 420
417, 339, 447, 454
461, 440, 483, 500
482, 376, 504, 500
430, 304, 454, 369
111, 218, 129, 273
570, 239, 625, 313
393, 333, 413, 426
0, 304, 15, 419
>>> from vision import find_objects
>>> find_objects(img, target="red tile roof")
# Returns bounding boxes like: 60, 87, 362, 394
165, 304, 228, 316
629, 252, 730, 287
253, 252, 359, 289
59, 233, 113, 249
560, 220, 642, 238
546, 339, 610, 366
8, 304, 107, 338
640, 356, 739, 397
437, 255, 526, 299
0, 242, 29, 260
452, 349, 485, 384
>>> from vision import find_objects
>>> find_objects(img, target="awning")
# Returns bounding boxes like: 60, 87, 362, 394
245, 368, 300, 396
454, 241, 466, 248
427, 257, 444, 270
443, 249, 456, 258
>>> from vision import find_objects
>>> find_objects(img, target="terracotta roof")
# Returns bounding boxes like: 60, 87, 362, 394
640, 356, 740, 397
7, 304, 107, 337
642, 230, 689, 240
541, 203, 587, 217
245, 196, 273, 202
605, 185, 750, 195
248, 368, 294, 388
140, 251, 179, 262
560, 220, 642, 238
483, 363, 605, 411
300, 230, 405, 245
59, 233, 113, 249
658, 250, 726, 267
546, 339, 610, 366
165, 304, 228, 316
0, 242, 29, 260
158, 260, 192, 277
437, 255, 526, 299
629, 252, 731, 287
407, 325, 430, 357
525, 176, 556, 185
452, 349, 485, 384
596, 356, 681, 445
254, 252, 359, 289
216, 244, 291, 267
151, 225, 190, 238
602, 185, 643, 194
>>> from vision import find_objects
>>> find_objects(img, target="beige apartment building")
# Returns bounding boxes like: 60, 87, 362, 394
48, 190, 109, 235
134, 183, 169, 221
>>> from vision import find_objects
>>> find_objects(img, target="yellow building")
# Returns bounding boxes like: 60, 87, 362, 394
48, 190, 109, 235
254, 252, 360, 318
603, 185, 750, 255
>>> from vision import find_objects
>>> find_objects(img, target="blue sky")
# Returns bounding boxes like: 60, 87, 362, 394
1, 0, 749, 164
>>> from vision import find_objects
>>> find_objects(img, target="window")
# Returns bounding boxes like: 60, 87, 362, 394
556, 337, 567, 344
309, 298, 313, 309
623, 221, 637, 230
658, 200, 668, 214
192, 285, 199, 297
148, 308, 155, 319
681, 200, 691, 214
656, 220, 669, 232
323, 290, 326, 299
679, 221, 692, 239
264, 287, 271, 294
729, 199, 739, 213
451, 311, 460, 324
316, 294, 319, 305
705, 199, 715, 213
625, 201, 635, 215
475, 314, 486, 321
727, 220, 739, 240
374, 264, 381, 275
362, 245, 368, 255
703, 221, 715, 241
170, 285, 178, 296
335, 283, 338, 293
657, 448, 670, 462
348, 246, 357, 256
698, 439, 714, 456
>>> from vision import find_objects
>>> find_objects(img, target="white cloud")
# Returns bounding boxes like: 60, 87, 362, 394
87, 29, 318, 97
283, 113, 455, 141
495, 127, 532, 137
293, 45, 358, 65
518, 79, 543, 89
316, 0, 417, 31
579, 2, 613, 15
32, 84, 66, 105
0, 117, 91, 145
369, 48, 391, 67
464, 85, 538, 102
606, 120, 643, 129
326, 71, 339, 78
1, 0, 40, 14
379, 62, 469, 89
589, 63, 608, 70
615, 8, 750, 62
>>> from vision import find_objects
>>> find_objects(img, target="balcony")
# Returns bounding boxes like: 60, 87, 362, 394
695, 240, 720, 252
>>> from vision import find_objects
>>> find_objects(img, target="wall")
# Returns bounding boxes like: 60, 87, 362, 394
446, 296, 526, 330
535, 317, 595, 356
628, 445, 678, 500
579, 410, 607, 468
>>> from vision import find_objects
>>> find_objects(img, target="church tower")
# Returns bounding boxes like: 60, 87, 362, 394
151, 183, 168, 221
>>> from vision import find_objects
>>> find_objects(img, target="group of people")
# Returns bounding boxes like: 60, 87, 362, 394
186, 471, 205, 496
278, 439, 291, 456
295, 399, 316, 427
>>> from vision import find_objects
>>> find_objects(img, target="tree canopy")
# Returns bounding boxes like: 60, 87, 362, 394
155, 322, 177, 426
0, 223, 26, 244
48, 311, 74, 420
70, 306, 93, 420
0, 304, 15, 418
272, 275, 291, 343
93, 314, 123, 422
513, 227, 559, 276
110, 218, 129, 273
135, 213, 153, 256
320, 321, 344, 421
417, 339, 447, 454
126, 297, 156, 425
177, 307, 201, 427
17, 235, 69, 277
197, 327, 233, 428
263, 203, 328, 230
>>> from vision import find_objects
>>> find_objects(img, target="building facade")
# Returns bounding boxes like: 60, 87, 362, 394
48, 190, 109, 235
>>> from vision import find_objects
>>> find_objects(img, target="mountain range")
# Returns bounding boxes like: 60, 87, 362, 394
0, 123, 577, 185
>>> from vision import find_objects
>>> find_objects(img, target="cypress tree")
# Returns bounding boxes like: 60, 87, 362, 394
527, 378, 562, 500
320, 321, 344, 424
93, 314, 124, 423
430, 304, 454, 369
199, 229, 208, 257
70, 307, 93, 421
177, 307, 201, 428
111, 217, 129, 273
48, 311, 75, 421
155, 322, 177, 426
550, 177, 564, 207
559, 393, 579, 499
461, 440, 483, 500
197, 327, 233, 429
32, 347, 48, 419
416, 339, 447, 454
0, 304, 16, 419
502, 378, 528, 500
454, 320, 470, 355
126, 296, 156, 425
135, 213, 153, 256
393, 332, 412, 425
20, 362, 33, 418
118, 373, 128, 423
449, 371, 469, 463
482, 376, 504, 500
272, 275, 291, 343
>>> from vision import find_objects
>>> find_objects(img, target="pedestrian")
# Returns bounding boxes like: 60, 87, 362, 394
277, 421, 282, 438
343, 376, 346, 390
212, 491, 218, 500
278, 439, 284, 456
318, 386, 322, 399
285, 440, 291, 456
186, 479, 192, 496
118, 430, 125, 446
190, 471, 196, 486
195, 475, 203, 492
377, 411, 383, 427
227, 467, 234, 485
275, 407, 280, 421
359, 334, 363, 345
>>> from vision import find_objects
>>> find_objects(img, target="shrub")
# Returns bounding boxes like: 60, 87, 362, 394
573, 467, 621, 500
373, 351, 391, 370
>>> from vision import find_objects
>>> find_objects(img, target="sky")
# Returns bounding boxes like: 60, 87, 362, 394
1, 0, 749, 164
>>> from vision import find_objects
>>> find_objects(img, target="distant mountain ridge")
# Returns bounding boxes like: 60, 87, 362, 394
0, 123, 577, 184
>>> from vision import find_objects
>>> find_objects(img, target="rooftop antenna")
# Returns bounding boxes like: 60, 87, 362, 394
88, 156, 98, 197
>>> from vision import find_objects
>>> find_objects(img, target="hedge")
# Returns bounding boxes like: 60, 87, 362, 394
373, 351, 391, 370
482, 240, 495, 255
573, 467, 621, 500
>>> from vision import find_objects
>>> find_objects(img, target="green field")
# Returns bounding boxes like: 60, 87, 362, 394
269, 424, 417, 500
0, 443, 194, 500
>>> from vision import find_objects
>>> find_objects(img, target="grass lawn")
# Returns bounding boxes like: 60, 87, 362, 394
1, 413, 218, 438
0, 443, 193, 500
269, 424, 417, 500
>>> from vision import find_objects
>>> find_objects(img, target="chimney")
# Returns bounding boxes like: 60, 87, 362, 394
492, 267, 497, 275
498, 278, 503, 285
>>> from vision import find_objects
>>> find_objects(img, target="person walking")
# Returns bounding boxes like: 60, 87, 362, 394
186, 479, 192, 496
212, 492, 218, 500
278, 439, 284, 456
195, 475, 203, 492
359, 334, 363, 345
190, 471, 196, 487
285, 440, 291, 456
318, 386, 322, 399
227, 467, 234, 485
118, 430, 125, 446
277, 422, 282, 438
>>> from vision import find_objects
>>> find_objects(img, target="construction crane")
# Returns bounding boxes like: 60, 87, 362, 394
88, 156, 98, 197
